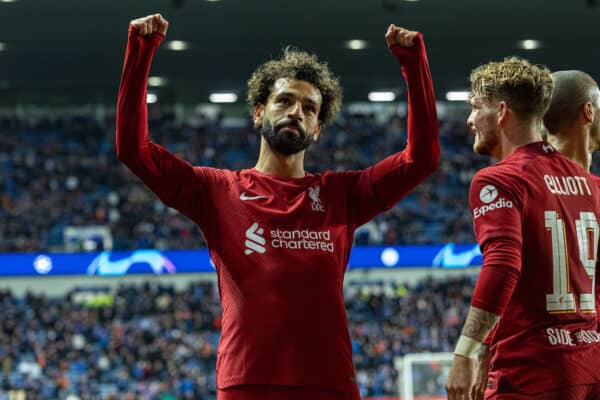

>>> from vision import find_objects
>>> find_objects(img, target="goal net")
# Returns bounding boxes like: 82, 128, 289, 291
395, 352, 454, 400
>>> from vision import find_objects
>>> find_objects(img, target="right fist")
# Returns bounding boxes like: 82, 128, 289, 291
130, 14, 169, 36
385, 24, 417, 48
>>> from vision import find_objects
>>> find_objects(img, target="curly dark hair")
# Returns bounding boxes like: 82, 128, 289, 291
247, 47, 342, 126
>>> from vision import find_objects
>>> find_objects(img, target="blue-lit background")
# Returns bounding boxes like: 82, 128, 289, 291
0, 243, 482, 276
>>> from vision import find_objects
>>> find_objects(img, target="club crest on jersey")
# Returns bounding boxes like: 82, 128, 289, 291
308, 186, 325, 212
474, 184, 513, 219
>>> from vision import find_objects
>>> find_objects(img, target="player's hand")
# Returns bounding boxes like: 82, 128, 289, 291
446, 355, 474, 400
130, 14, 169, 36
471, 346, 491, 400
385, 24, 418, 48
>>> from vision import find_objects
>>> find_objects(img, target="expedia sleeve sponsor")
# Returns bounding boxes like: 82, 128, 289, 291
468, 172, 523, 246
472, 183, 514, 219
473, 198, 514, 219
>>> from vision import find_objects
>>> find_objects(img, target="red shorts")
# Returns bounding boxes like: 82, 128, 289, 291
217, 385, 361, 400
485, 383, 600, 400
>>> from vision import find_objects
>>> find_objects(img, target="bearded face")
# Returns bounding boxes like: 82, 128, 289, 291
259, 117, 314, 156
255, 78, 322, 156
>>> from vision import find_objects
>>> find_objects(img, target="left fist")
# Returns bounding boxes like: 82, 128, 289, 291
385, 24, 418, 48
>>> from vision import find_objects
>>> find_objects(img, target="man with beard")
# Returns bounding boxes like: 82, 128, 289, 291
468, 69, 600, 400
116, 14, 439, 400
445, 58, 600, 400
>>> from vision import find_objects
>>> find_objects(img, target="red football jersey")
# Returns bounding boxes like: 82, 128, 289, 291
470, 142, 600, 394
591, 173, 600, 324
116, 29, 439, 393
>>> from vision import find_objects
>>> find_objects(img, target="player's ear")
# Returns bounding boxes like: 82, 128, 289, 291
253, 104, 265, 129
497, 101, 509, 126
313, 122, 322, 142
583, 101, 594, 124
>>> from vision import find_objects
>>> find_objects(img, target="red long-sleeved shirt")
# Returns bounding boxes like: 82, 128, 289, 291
116, 28, 439, 394
469, 142, 600, 395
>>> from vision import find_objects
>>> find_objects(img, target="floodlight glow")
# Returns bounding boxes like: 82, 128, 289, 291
346, 40, 368, 50
368, 91, 396, 102
166, 40, 189, 51
148, 76, 167, 87
147, 93, 158, 104
446, 91, 470, 101
209, 93, 238, 103
518, 39, 541, 50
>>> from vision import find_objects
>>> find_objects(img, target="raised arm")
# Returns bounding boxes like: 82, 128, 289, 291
386, 24, 440, 168
116, 14, 204, 222
349, 25, 440, 226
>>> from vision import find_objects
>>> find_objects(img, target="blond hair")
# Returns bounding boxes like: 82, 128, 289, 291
470, 57, 553, 119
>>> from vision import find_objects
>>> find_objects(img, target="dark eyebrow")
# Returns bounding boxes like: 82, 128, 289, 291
276, 91, 318, 106
274, 91, 296, 100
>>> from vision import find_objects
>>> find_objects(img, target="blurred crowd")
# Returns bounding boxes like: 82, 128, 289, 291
0, 277, 474, 399
0, 107, 493, 253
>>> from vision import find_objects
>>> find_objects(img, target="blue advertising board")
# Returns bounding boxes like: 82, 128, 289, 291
0, 243, 482, 277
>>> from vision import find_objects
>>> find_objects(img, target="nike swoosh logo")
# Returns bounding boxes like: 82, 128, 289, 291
240, 192, 269, 201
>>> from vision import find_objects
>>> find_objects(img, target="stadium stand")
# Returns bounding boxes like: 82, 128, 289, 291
0, 277, 474, 399
0, 110, 491, 253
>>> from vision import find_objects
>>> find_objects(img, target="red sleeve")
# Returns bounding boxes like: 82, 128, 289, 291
469, 171, 523, 316
469, 170, 523, 248
116, 27, 208, 223
349, 33, 440, 226
472, 238, 521, 315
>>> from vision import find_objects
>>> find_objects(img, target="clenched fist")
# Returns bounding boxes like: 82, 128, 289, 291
130, 14, 169, 36
385, 24, 418, 48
